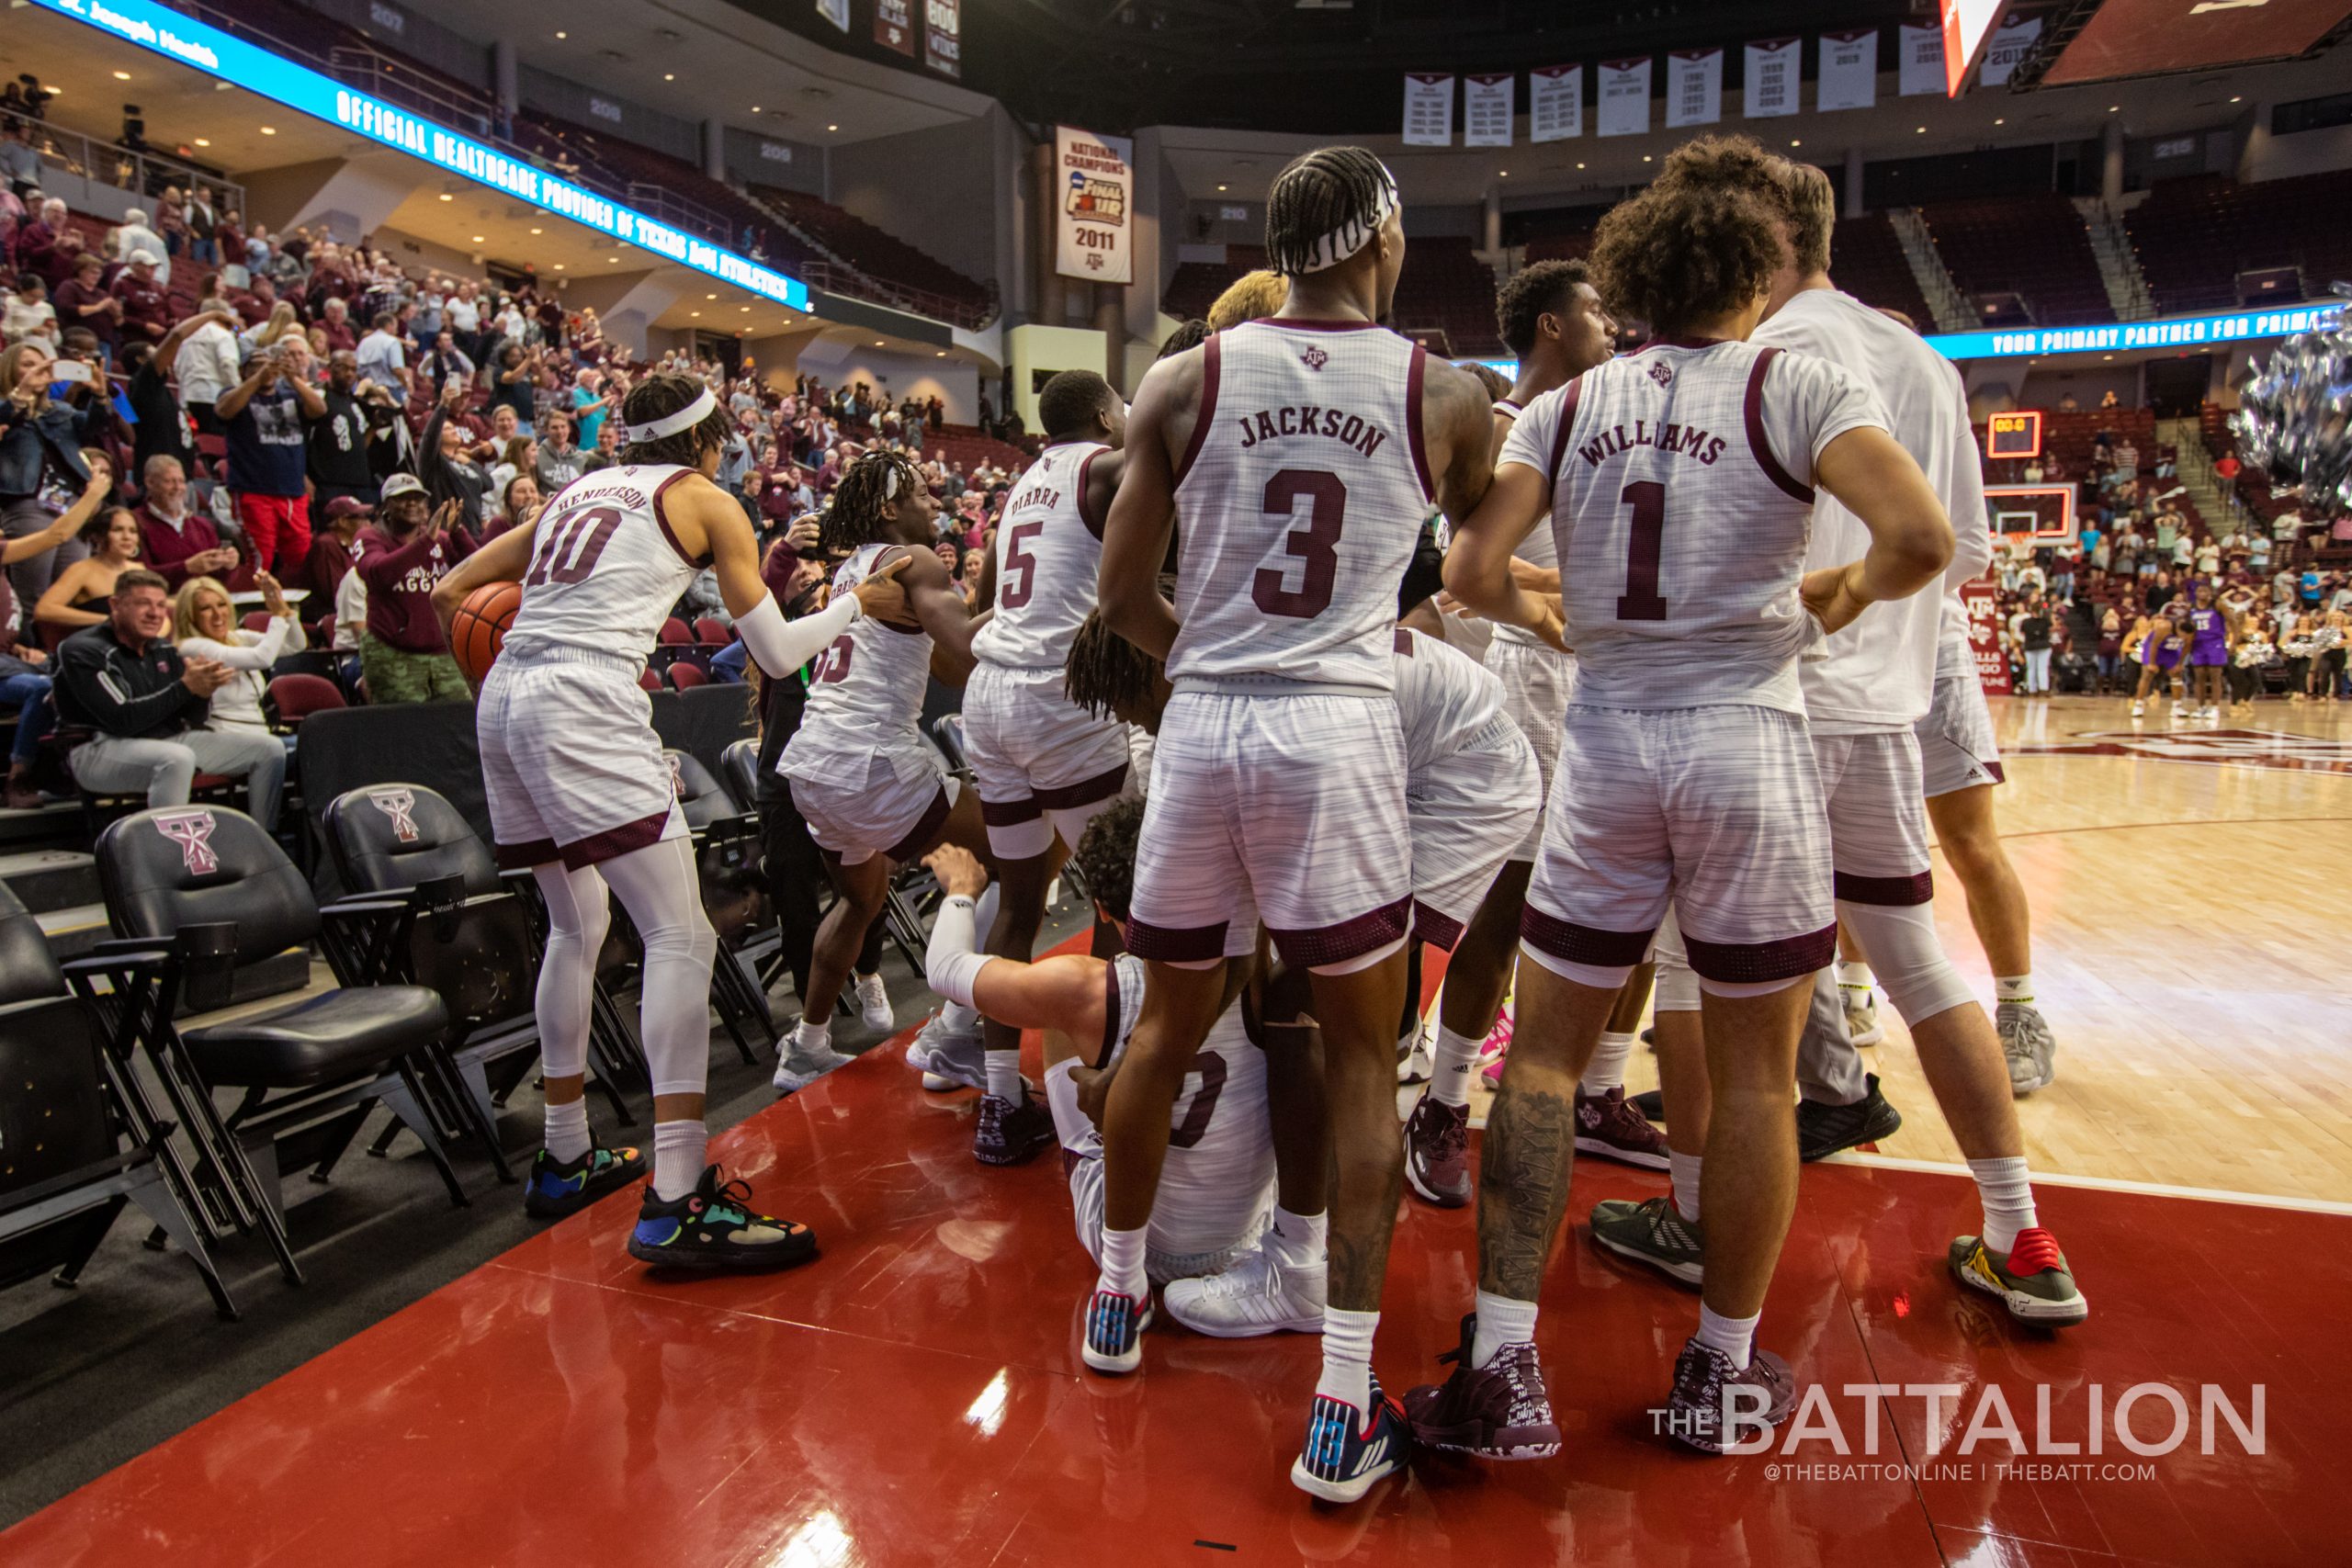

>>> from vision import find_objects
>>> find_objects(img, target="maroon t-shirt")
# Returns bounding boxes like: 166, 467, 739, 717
356, 523, 473, 652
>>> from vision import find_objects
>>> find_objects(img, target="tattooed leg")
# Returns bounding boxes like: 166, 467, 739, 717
1307, 948, 1413, 1312
1695, 976, 1811, 1320
1477, 954, 1623, 1299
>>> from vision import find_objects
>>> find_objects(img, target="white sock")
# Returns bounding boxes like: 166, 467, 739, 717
1668, 1148, 1702, 1224
1470, 1288, 1539, 1370
1995, 975, 2035, 1006
1098, 1224, 1148, 1302
1269, 1205, 1327, 1263
985, 1048, 1023, 1103
1968, 1156, 2039, 1253
1429, 1024, 1481, 1108
943, 999, 980, 1035
793, 1016, 831, 1051
1580, 1031, 1634, 1095
1316, 1306, 1377, 1415
1837, 960, 1874, 994
543, 1096, 591, 1162
651, 1120, 707, 1201
1696, 1303, 1758, 1371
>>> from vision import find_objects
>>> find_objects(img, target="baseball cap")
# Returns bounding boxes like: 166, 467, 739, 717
379, 473, 427, 502
130, 249, 161, 266
323, 495, 374, 520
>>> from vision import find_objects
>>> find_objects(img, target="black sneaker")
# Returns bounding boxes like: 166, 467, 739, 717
523, 1140, 645, 1220
974, 1092, 1057, 1167
627, 1165, 818, 1271
1658, 1337, 1796, 1453
1631, 1088, 1664, 1122
1796, 1072, 1902, 1162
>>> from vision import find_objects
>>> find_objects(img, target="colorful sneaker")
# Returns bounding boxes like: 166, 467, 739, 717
1291, 1375, 1411, 1503
1949, 1228, 2088, 1326
975, 1092, 1057, 1166
854, 971, 895, 1033
1658, 1337, 1796, 1453
1476, 1004, 1513, 1089
1402, 1094, 1472, 1208
1396, 1021, 1432, 1084
1574, 1085, 1670, 1169
773, 1032, 857, 1094
907, 1013, 985, 1092
1996, 1002, 2058, 1095
1401, 1313, 1561, 1461
1796, 1072, 1903, 1162
1842, 987, 1884, 1047
522, 1140, 645, 1220
1162, 1237, 1326, 1338
1589, 1195, 1704, 1286
1081, 1283, 1153, 1374
627, 1166, 817, 1272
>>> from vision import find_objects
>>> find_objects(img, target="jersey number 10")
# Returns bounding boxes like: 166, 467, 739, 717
526, 504, 622, 587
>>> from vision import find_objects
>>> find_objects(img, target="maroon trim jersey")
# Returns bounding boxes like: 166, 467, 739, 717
502, 463, 707, 668
973, 438, 1113, 671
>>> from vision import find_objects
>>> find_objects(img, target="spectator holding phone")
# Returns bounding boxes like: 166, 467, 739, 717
1, 340, 105, 621
216, 340, 324, 576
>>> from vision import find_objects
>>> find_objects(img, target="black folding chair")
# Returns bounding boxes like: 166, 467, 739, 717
664, 750, 778, 1061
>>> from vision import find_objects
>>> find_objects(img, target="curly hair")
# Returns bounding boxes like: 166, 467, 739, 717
1206, 269, 1289, 332
822, 448, 926, 552
1063, 606, 1163, 721
1037, 369, 1115, 440
1494, 258, 1589, 358
1589, 154, 1781, 341
1070, 795, 1145, 924
1647, 133, 1829, 276
618, 372, 730, 468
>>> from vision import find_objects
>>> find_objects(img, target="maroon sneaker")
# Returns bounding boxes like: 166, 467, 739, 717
1575, 1085, 1670, 1170
1402, 1095, 1472, 1207
974, 1091, 1057, 1167
1401, 1312, 1562, 1460
1657, 1337, 1796, 1453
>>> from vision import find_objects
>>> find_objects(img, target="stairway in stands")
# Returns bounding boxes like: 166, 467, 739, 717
0, 842, 107, 967
2075, 198, 2158, 321
1886, 209, 1978, 333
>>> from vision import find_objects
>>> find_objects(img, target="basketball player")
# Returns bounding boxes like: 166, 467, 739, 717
777, 450, 999, 1092
430, 372, 910, 1269
1424, 144, 1954, 1453
1086, 146, 1498, 1503
956, 369, 1133, 1167
2182, 580, 2232, 719
1595, 152, 2087, 1334
1406, 257, 1668, 1212
2132, 605, 2185, 717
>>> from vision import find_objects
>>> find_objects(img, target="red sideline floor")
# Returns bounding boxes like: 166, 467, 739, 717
6, 1009, 2345, 1567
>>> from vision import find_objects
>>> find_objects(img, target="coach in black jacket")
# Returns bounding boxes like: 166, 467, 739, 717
55, 568, 287, 829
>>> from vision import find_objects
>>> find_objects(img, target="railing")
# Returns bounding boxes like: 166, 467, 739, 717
2, 107, 246, 222
792, 258, 999, 332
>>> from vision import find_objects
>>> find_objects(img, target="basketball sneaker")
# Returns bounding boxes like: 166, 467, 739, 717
1574, 1085, 1670, 1169
1291, 1374, 1411, 1503
522, 1140, 644, 1220
773, 1031, 857, 1094
1996, 1001, 2058, 1095
907, 1011, 986, 1091
1589, 1195, 1704, 1286
1081, 1283, 1152, 1374
1396, 1021, 1432, 1084
1162, 1235, 1326, 1338
1659, 1337, 1796, 1454
1949, 1227, 2088, 1326
1402, 1094, 1472, 1207
974, 1091, 1057, 1166
628, 1166, 817, 1271
1476, 1002, 1512, 1089
1842, 986, 1884, 1047
1796, 1073, 1903, 1162
2130, 698, 2145, 717
854, 971, 895, 1032
1402, 1313, 1561, 1461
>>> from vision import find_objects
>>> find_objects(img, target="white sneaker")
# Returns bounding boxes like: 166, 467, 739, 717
2200, 705, 2220, 720
1161, 1238, 1327, 1338
1396, 1021, 1432, 1084
773, 1031, 857, 1093
906, 1012, 985, 1092
854, 972, 895, 1032
1841, 987, 1884, 1048
2131, 700, 2145, 717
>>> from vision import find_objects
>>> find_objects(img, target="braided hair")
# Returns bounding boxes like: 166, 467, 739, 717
1070, 795, 1144, 924
1063, 606, 1163, 721
823, 448, 926, 552
1264, 146, 1395, 278
618, 371, 729, 468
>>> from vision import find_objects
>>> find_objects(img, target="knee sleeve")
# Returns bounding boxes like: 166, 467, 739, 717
1695, 972, 1810, 999
1837, 898, 1977, 1026
530, 862, 610, 1081
1312, 932, 1405, 977
1648, 908, 1701, 1012
1517, 938, 1631, 992
601, 837, 719, 1099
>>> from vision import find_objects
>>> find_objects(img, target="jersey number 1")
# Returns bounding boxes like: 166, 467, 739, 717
1616, 481, 1668, 622
1254, 469, 1346, 619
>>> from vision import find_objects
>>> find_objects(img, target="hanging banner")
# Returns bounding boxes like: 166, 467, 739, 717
1055, 126, 1133, 285
1743, 39, 1800, 117
816, 0, 849, 32
1596, 58, 1651, 138
1979, 15, 2043, 87
1816, 28, 1879, 112
1402, 73, 1454, 146
1665, 49, 1722, 129
1899, 24, 1946, 95
1464, 73, 1514, 147
1962, 579, 2012, 695
1530, 63, 1582, 141
874, 0, 916, 56
923, 0, 960, 78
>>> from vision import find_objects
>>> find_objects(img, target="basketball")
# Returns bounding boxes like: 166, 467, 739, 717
449, 581, 521, 682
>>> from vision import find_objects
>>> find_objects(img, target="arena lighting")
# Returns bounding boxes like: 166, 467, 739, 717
26, 0, 809, 311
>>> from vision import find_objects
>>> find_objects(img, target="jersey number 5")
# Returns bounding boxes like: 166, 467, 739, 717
526, 505, 621, 587
810, 634, 854, 683
999, 521, 1044, 610
1253, 469, 1346, 619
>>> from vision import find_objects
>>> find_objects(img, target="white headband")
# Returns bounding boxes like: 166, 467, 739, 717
623, 386, 717, 444
1287, 163, 1401, 276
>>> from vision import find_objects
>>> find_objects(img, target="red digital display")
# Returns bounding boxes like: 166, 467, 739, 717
1987, 411, 2043, 460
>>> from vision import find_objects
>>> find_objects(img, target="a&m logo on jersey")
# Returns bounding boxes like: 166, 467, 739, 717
153, 810, 220, 875
1648, 361, 1675, 388
368, 788, 421, 843
1300, 345, 1329, 372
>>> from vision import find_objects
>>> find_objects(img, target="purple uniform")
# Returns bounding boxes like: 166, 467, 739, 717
2187, 604, 2228, 665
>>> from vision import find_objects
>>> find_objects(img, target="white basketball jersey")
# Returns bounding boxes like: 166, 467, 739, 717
1394, 627, 1508, 773
1487, 400, 1559, 651
502, 464, 704, 666
1168, 321, 1435, 692
779, 543, 933, 781
972, 440, 1111, 671
1499, 339, 1887, 713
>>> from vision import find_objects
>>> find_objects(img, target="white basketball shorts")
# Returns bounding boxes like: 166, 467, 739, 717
1814, 729, 1936, 907
1915, 672, 2005, 798
477, 648, 686, 869
1407, 714, 1542, 951
1484, 635, 1575, 862
787, 747, 957, 867
959, 660, 1132, 861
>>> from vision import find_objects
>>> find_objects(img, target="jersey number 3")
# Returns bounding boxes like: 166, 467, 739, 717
1253, 469, 1346, 619
526, 505, 621, 587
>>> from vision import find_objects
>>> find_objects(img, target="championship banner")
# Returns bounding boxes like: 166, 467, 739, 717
1962, 579, 2012, 694
1054, 126, 1133, 285
922, 0, 960, 78
816, 0, 849, 32
1596, 58, 1651, 138
1402, 73, 1454, 146
1464, 73, 1513, 147
874, 0, 916, 56
1665, 49, 1722, 129
1816, 28, 1879, 112
1743, 39, 1799, 117
1899, 24, 1946, 96
1531, 64, 1582, 141
1979, 15, 2042, 87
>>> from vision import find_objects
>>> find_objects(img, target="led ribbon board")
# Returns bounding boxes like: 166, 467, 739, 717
29, 0, 808, 311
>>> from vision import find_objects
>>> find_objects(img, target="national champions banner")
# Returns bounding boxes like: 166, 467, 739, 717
1055, 126, 1133, 285
1962, 579, 2012, 694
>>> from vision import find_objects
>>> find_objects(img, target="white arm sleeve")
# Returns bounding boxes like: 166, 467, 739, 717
733, 588, 858, 679
923, 894, 994, 1009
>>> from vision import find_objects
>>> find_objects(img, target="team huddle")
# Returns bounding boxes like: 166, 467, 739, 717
427, 132, 2088, 1506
